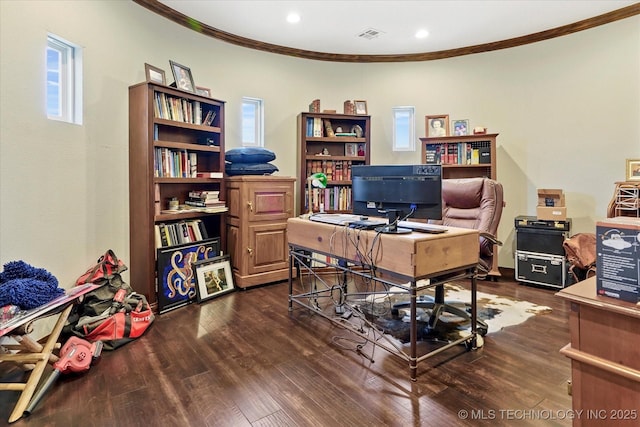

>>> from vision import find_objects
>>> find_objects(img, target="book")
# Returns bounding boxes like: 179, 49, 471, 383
195, 171, 223, 178
184, 200, 225, 208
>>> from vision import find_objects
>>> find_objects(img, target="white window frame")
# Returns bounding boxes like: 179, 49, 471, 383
392, 106, 415, 151
47, 34, 82, 124
241, 97, 264, 147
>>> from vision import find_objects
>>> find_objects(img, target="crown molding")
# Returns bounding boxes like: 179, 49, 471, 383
133, 0, 640, 63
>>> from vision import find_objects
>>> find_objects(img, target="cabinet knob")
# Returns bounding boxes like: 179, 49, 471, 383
247, 247, 253, 255
247, 201, 253, 212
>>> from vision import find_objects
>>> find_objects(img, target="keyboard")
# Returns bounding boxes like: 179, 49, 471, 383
397, 220, 447, 234
309, 213, 361, 226
349, 219, 387, 230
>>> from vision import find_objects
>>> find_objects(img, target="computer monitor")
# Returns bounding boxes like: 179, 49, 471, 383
351, 164, 442, 233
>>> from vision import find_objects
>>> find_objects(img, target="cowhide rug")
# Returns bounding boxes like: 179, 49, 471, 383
357, 282, 552, 345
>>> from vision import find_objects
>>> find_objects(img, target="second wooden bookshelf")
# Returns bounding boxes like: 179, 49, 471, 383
297, 112, 371, 215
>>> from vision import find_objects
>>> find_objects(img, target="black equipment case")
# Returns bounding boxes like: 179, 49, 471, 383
514, 216, 571, 289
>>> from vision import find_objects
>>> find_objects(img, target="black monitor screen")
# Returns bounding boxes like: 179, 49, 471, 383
351, 164, 442, 221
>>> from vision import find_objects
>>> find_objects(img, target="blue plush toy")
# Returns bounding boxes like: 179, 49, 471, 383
0, 261, 64, 309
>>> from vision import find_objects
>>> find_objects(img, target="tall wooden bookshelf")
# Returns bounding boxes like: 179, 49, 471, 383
420, 133, 498, 180
420, 133, 501, 277
129, 82, 226, 309
297, 112, 371, 215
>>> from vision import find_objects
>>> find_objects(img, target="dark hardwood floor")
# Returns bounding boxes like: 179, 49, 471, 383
1, 269, 573, 426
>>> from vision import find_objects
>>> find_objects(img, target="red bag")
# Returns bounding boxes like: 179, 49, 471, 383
75, 292, 154, 350
76, 249, 127, 286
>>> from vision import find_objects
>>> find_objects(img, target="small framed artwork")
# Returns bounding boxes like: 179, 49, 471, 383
156, 238, 221, 313
344, 143, 358, 156
196, 86, 211, 97
169, 60, 196, 93
354, 100, 368, 115
626, 159, 640, 181
452, 119, 469, 136
426, 115, 450, 137
193, 255, 235, 303
145, 63, 166, 85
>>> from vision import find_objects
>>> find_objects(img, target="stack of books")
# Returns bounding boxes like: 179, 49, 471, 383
185, 190, 222, 208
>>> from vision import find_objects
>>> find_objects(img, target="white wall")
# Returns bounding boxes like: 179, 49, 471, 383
1, 1, 639, 292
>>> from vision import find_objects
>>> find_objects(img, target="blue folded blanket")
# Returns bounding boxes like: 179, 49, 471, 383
0, 260, 64, 309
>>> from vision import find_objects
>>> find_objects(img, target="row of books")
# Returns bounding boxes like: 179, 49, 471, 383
159, 205, 228, 215
153, 92, 216, 126
306, 117, 324, 137
154, 219, 210, 248
154, 147, 198, 178
424, 143, 491, 165
306, 186, 352, 212
307, 160, 359, 181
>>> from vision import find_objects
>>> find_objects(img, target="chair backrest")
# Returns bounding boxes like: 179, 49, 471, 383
437, 178, 504, 274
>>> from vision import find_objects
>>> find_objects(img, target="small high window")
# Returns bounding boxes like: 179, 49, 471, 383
241, 97, 264, 147
47, 34, 82, 124
392, 106, 415, 151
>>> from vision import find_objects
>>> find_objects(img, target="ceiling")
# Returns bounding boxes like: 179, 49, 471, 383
157, 0, 638, 57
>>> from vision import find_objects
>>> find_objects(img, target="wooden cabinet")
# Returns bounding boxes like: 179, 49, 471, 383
297, 112, 370, 215
557, 277, 640, 426
226, 176, 296, 289
420, 133, 497, 180
129, 82, 226, 309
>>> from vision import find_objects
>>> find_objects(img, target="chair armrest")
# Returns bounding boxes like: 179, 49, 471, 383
479, 232, 502, 257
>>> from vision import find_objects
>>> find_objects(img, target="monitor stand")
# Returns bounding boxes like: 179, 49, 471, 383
375, 209, 412, 234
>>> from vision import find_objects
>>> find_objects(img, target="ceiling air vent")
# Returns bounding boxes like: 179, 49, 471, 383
357, 28, 384, 40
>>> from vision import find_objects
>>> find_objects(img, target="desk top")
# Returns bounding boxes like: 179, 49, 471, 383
556, 277, 640, 320
287, 217, 479, 280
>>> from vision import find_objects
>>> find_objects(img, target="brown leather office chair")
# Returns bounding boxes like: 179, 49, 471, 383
437, 177, 504, 279
393, 177, 504, 337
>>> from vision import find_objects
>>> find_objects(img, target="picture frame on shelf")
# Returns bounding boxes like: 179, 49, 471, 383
354, 100, 368, 115
344, 143, 358, 157
145, 63, 166, 85
193, 255, 235, 303
426, 115, 450, 137
452, 119, 469, 136
156, 238, 221, 313
626, 158, 640, 181
196, 86, 211, 97
169, 60, 196, 93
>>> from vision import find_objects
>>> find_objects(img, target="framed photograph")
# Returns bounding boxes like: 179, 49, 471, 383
626, 159, 640, 181
169, 60, 196, 93
193, 255, 235, 303
452, 119, 469, 136
144, 63, 166, 85
426, 115, 450, 137
344, 143, 357, 156
196, 86, 211, 97
156, 238, 221, 313
354, 100, 368, 115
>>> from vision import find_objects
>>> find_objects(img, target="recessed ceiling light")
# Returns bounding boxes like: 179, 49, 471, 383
287, 12, 301, 24
415, 29, 429, 39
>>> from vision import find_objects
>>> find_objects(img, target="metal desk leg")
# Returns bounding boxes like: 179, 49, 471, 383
288, 247, 294, 312
471, 273, 477, 348
410, 279, 417, 381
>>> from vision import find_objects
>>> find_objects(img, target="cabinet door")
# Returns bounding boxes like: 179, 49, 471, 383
247, 222, 289, 275
247, 183, 293, 222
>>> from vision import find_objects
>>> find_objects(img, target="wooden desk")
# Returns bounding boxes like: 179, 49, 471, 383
557, 277, 640, 426
287, 217, 480, 381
